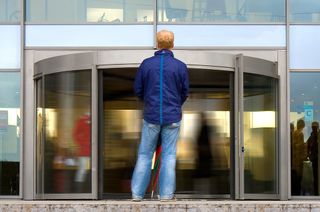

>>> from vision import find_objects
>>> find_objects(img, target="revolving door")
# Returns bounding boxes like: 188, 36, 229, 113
33, 51, 279, 199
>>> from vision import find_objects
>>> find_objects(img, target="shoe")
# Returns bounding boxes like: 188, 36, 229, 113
132, 197, 142, 202
160, 196, 176, 202
132, 195, 142, 202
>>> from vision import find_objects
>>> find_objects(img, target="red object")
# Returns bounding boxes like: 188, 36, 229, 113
73, 114, 91, 156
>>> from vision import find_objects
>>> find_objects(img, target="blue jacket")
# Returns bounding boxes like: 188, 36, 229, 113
134, 49, 189, 125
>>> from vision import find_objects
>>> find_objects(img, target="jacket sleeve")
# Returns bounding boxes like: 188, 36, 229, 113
181, 64, 189, 105
134, 62, 144, 101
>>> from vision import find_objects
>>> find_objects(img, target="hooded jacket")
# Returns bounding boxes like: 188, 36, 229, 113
134, 49, 189, 125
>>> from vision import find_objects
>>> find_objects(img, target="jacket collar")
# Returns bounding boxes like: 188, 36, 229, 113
155, 49, 174, 57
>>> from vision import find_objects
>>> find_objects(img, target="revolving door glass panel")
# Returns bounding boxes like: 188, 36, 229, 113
243, 73, 277, 194
101, 68, 232, 197
36, 70, 92, 194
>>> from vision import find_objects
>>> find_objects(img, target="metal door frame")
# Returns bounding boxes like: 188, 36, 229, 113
235, 54, 280, 200
33, 52, 98, 199
98, 64, 235, 200
32, 50, 282, 200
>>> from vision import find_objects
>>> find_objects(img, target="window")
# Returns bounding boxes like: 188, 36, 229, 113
290, 0, 320, 23
290, 72, 320, 196
0, 0, 20, 22
26, 0, 153, 23
158, 0, 285, 23
0, 72, 20, 196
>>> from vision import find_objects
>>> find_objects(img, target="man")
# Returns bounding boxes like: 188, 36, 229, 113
292, 119, 306, 195
306, 121, 319, 195
131, 30, 189, 201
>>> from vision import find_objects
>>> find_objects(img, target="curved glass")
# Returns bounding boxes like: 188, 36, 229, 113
290, 0, 320, 23
0, 0, 20, 22
0, 72, 20, 196
243, 73, 277, 194
26, 0, 153, 23
290, 72, 320, 196
102, 68, 231, 197
158, 0, 285, 23
39, 70, 92, 194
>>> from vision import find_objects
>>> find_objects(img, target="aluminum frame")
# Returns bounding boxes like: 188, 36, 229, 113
236, 54, 280, 200
33, 52, 97, 199
98, 63, 234, 200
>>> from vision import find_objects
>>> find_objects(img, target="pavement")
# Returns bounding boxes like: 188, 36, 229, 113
1, 200, 320, 211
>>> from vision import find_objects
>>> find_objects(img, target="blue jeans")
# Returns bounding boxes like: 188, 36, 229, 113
131, 120, 180, 199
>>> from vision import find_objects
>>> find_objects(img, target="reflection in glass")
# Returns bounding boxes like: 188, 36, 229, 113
290, 72, 320, 196
102, 68, 231, 197
0, 0, 20, 22
38, 70, 91, 194
36, 79, 43, 195
0, 72, 20, 195
290, 0, 320, 23
158, 0, 285, 23
26, 0, 153, 23
243, 73, 277, 194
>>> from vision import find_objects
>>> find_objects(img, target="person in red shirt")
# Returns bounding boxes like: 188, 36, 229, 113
73, 113, 91, 187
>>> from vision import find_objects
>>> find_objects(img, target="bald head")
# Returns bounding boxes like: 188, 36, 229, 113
157, 30, 174, 50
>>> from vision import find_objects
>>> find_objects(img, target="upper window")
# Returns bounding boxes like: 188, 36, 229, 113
290, 0, 320, 23
158, 0, 285, 23
0, 0, 21, 23
26, 0, 153, 23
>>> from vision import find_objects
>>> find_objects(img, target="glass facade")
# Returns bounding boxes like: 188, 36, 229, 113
0, 72, 20, 196
36, 70, 92, 194
26, 0, 153, 23
158, 25, 286, 47
25, 25, 153, 47
290, 0, 320, 23
0, 0, 20, 22
0, 25, 21, 69
158, 0, 285, 23
1, 0, 320, 201
290, 72, 320, 196
290, 26, 320, 69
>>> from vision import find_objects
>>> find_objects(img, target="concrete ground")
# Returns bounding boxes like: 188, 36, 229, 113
1, 200, 320, 211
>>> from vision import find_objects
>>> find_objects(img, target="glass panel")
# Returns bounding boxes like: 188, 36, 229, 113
43, 70, 91, 194
0, 25, 20, 69
290, 26, 320, 69
290, 72, 320, 196
26, 0, 153, 23
158, 0, 285, 23
243, 73, 277, 194
0, 0, 21, 22
0, 72, 20, 196
157, 25, 286, 47
25, 25, 153, 47
290, 0, 320, 23
102, 68, 231, 196
36, 78, 44, 195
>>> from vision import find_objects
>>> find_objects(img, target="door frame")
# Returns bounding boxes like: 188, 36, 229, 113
32, 50, 282, 200
98, 65, 235, 199
33, 52, 98, 199
235, 54, 280, 199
